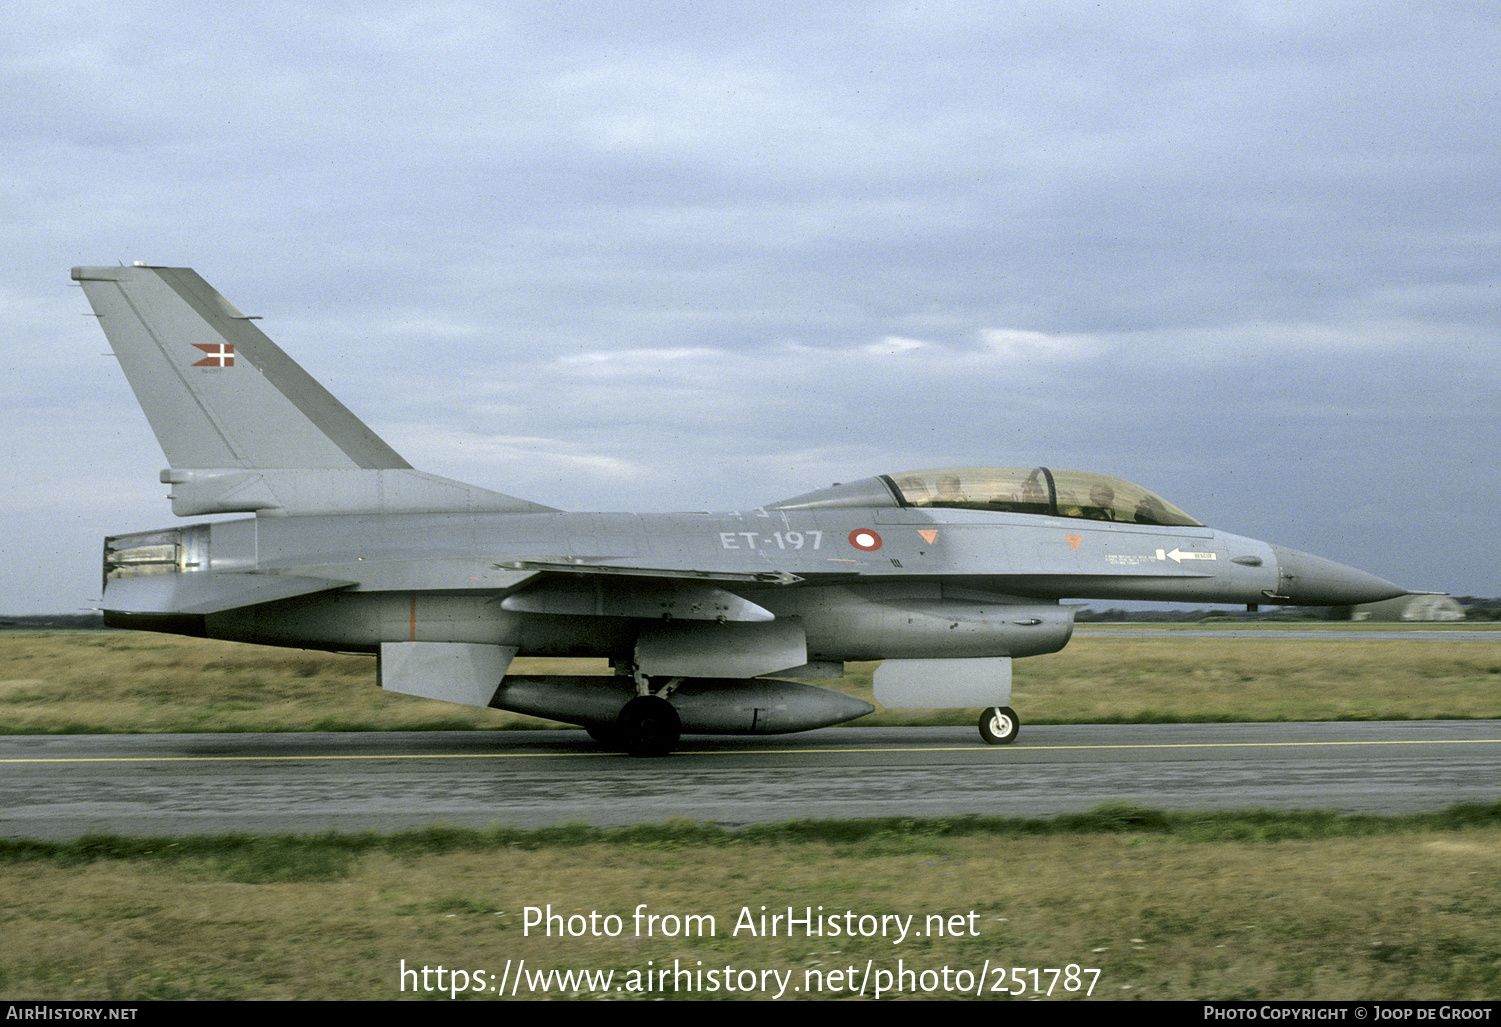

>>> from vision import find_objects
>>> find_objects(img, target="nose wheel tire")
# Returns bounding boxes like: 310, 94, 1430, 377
617, 695, 681, 757
978, 706, 1019, 745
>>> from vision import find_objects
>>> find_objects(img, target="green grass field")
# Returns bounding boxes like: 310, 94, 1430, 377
2, 626, 1499, 733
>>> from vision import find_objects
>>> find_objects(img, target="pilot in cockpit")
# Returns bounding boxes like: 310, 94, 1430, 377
934, 474, 969, 503
1133, 494, 1169, 525
1083, 483, 1116, 520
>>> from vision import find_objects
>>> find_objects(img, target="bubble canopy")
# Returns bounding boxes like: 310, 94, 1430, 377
769, 466, 1203, 527
887, 467, 1202, 526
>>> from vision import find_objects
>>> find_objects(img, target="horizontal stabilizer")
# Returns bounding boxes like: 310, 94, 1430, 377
102, 572, 353, 615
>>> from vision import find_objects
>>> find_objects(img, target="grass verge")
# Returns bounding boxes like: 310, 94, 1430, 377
2, 629, 1499, 733
1, 803, 1500, 1001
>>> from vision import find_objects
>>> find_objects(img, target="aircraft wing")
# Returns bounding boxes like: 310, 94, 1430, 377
496, 560, 803, 623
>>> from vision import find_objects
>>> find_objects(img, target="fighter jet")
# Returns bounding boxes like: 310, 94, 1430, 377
74, 264, 1411, 755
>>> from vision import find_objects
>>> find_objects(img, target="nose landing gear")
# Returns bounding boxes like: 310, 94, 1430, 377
978, 706, 1019, 745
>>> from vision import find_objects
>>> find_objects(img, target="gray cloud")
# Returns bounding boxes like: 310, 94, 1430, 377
2, 1, 1497, 611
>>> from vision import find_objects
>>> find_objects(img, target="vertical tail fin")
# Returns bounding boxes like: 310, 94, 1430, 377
74, 264, 554, 517
74, 264, 408, 470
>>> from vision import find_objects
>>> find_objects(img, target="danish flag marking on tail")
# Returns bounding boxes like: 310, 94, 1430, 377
192, 342, 234, 367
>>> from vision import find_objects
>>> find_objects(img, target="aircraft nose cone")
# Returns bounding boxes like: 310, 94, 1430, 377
1268, 544, 1409, 606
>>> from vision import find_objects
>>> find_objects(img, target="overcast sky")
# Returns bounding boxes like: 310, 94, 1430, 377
3, 1, 1498, 613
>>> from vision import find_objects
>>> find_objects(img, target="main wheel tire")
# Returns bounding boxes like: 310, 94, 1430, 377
978, 706, 1020, 745
616, 695, 681, 757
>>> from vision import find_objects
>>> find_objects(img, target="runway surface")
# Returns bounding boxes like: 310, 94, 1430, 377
1076, 628, 1501, 641
2, 721, 1498, 839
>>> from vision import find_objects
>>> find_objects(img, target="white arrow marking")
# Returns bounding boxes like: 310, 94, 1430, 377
1164, 548, 1217, 563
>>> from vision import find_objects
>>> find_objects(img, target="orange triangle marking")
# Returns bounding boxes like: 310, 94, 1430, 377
1064, 534, 1082, 550
918, 529, 938, 544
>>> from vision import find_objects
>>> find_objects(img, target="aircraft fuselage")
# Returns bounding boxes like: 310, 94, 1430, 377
106, 501, 1371, 661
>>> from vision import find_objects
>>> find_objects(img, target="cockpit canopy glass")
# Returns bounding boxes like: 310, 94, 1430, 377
885, 466, 1203, 527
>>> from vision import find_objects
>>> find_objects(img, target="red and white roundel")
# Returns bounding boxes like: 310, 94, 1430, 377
848, 528, 882, 552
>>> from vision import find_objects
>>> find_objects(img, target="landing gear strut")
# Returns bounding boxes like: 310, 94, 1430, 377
603, 666, 685, 757
978, 706, 1019, 745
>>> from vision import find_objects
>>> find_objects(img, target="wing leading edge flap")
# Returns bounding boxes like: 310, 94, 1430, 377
496, 559, 801, 585
102, 572, 355, 615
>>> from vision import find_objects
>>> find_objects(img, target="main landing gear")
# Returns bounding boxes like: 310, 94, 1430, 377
977, 706, 1020, 745
594, 668, 682, 757
615, 694, 681, 757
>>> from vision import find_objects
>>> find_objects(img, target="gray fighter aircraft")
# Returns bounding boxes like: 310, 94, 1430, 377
75, 264, 1411, 755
